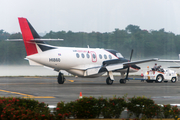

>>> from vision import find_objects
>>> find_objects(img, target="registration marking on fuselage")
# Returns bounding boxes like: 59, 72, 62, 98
0, 89, 55, 98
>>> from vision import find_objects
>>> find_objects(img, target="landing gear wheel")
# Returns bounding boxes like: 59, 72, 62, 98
156, 74, 163, 83
106, 77, 113, 85
57, 72, 66, 84
171, 77, 176, 83
120, 79, 126, 84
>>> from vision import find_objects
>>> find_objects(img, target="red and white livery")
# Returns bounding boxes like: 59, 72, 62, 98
13, 17, 159, 85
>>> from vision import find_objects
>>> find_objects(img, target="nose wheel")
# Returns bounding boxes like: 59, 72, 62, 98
57, 72, 66, 84
106, 77, 113, 85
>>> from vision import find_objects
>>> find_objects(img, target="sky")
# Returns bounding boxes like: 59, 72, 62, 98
1, 0, 180, 34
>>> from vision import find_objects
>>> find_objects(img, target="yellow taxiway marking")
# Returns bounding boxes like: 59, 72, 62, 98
23, 96, 54, 98
0, 82, 57, 86
0, 89, 55, 98
68, 80, 74, 82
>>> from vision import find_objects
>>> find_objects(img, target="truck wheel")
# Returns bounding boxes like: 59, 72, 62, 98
171, 77, 176, 83
156, 74, 163, 83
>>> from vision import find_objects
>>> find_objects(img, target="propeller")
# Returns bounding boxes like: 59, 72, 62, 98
125, 49, 133, 79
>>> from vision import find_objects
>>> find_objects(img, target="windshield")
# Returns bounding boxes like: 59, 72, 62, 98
116, 53, 123, 58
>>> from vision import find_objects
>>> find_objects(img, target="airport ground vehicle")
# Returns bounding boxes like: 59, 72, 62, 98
143, 67, 178, 83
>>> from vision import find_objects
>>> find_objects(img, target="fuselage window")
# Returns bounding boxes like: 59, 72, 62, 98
109, 55, 112, 59
81, 53, 85, 58
93, 54, 96, 59
86, 53, 90, 58
76, 53, 80, 58
99, 54, 102, 59
104, 54, 107, 59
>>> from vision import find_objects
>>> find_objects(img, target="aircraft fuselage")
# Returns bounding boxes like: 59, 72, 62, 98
27, 46, 139, 77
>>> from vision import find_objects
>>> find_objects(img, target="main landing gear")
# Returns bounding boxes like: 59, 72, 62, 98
105, 50, 133, 85
105, 77, 127, 85
57, 72, 66, 84
106, 77, 113, 85
119, 79, 126, 84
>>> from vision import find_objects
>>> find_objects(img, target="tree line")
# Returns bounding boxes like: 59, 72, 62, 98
0, 24, 180, 65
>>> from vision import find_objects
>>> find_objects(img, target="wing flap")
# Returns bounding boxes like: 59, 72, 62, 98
84, 67, 101, 76
106, 64, 123, 71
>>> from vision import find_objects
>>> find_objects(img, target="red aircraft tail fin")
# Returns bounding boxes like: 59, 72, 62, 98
18, 17, 40, 56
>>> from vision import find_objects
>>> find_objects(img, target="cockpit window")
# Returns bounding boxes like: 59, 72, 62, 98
116, 53, 123, 58
105, 49, 124, 58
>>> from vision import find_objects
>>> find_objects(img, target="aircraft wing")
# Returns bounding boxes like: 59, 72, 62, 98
158, 59, 180, 62
123, 58, 159, 66
157, 55, 180, 68
168, 66, 180, 68
106, 58, 159, 71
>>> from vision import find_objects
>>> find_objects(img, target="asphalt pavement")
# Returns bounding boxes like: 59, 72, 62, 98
0, 76, 180, 106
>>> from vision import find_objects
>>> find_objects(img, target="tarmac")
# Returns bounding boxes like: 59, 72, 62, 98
0, 76, 180, 106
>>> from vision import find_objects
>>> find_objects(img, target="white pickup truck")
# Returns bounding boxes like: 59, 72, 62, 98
143, 66, 178, 83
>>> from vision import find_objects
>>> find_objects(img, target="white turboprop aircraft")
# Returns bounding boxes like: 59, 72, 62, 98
10, 17, 159, 85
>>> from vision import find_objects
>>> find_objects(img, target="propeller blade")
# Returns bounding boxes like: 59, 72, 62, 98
126, 49, 134, 79
129, 49, 134, 62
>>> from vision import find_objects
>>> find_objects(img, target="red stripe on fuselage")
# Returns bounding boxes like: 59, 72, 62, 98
18, 18, 38, 56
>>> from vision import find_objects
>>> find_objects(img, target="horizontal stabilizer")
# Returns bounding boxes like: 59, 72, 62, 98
6, 38, 63, 42
6, 39, 23, 41
30, 38, 64, 42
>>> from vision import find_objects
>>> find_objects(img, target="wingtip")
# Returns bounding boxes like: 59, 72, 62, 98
153, 58, 159, 61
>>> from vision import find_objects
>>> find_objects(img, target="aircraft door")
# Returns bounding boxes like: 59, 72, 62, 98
90, 51, 97, 62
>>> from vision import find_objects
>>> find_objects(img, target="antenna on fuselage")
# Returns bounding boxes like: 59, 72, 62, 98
87, 45, 90, 48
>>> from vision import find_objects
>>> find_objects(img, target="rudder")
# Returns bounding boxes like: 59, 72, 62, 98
18, 17, 40, 56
